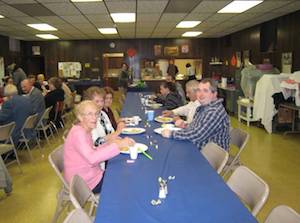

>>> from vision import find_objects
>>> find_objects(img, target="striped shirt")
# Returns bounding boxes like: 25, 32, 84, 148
172, 98, 230, 150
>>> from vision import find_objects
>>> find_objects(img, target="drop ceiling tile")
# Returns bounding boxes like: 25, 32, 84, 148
0, 4, 28, 17
61, 15, 90, 23
36, 0, 69, 2
11, 16, 42, 24
0, 18, 22, 26
85, 14, 112, 24
42, 3, 81, 16
207, 13, 235, 22
74, 2, 107, 14
247, 1, 292, 13
2, 0, 36, 3
106, 1, 136, 13
164, 0, 201, 13
160, 13, 186, 22
137, 1, 168, 13
137, 13, 161, 22
184, 13, 213, 21
191, 0, 231, 13
10, 3, 56, 16
35, 16, 67, 24
272, 1, 300, 13
71, 23, 95, 29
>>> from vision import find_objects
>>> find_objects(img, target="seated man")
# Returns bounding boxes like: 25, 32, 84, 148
162, 78, 230, 150
0, 84, 33, 145
21, 79, 45, 123
162, 80, 200, 127
166, 74, 187, 105
154, 82, 183, 110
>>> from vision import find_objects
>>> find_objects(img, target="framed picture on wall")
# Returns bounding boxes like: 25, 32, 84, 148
281, 52, 292, 73
164, 46, 179, 56
154, 45, 162, 56
181, 45, 189, 54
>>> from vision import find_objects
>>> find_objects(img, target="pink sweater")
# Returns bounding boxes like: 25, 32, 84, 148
64, 125, 120, 190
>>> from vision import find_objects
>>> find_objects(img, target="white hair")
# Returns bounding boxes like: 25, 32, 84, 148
4, 84, 18, 97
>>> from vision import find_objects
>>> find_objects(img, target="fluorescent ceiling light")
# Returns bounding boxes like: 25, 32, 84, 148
176, 21, 201, 28
182, 31, 202, 37
71, 0, 102, 2
98, 28, 118, 34
111, 13, 135, 23
27, 23, 57, 31
0, 15, 4, 19
218, 1, 263, 13
36, 34, 59, 39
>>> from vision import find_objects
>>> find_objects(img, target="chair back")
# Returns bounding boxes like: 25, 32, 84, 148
38, 106, 52, 125
48, 145, 69, 189
201, 142, 229, 174
230, 128, 249, 150
63, 209, 91, 223
54, 101, 65, 121
0, 122, 15, 141
70, 175, 95, 209
227, 166, 269, 216
22, 113, 39, 130
264, 205, 300, 223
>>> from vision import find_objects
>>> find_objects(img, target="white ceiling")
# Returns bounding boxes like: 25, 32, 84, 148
0, 0, 299, 40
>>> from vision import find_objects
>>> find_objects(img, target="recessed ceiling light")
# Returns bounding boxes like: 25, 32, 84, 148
98, 28, 118, 34
182, 31, 202, 37
111, 13, 135, 23
176, 21, 201, 28
71, 0, 102, 2
0, 15, 4, 19
36, 34, 59, 40
27, 23, 57, 31
218, 1, 263, 13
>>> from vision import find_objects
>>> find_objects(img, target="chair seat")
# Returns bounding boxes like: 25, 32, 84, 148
0, 144, 14, 155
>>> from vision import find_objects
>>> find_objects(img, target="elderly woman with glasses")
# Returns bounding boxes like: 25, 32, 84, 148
84, 86, 125, 146
64, 100, 134, 193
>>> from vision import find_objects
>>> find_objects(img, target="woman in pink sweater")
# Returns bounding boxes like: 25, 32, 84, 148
64, 100, 134, 193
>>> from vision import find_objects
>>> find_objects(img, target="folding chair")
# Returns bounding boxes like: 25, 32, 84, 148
70, 175, 99, 217
51, 101, 65, 135
0, 122, 22, 172
201, 142, 229, 174
227, 166, 269, 216
63, 209, 92, 223
36, 106, 54, 145
18, 114, 42, 161
264, 205, 300, 223
222, 128, 250, 176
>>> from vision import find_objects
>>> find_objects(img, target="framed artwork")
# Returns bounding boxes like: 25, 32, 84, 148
164, 46, 179, 56
236, 51, 241, 68
32, 46, 40, 55
181, 45, 189, 54
154, 45, 162, 56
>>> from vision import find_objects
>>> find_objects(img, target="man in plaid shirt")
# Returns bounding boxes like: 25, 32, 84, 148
162, 78, 230, 150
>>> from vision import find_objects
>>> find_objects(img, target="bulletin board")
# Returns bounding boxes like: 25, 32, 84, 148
58, 62, 82, 78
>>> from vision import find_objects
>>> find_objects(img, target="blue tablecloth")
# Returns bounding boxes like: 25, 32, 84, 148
95, 92, 257, 223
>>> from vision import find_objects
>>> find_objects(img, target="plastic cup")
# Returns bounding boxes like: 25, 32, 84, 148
130, 146, 138, 160
147, 110, 155, 121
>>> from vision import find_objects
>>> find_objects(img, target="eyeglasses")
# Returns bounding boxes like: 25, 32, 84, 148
81, 112, 100, 118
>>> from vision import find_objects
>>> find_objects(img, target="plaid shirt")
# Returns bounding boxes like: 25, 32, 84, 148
172, 98, 230, 150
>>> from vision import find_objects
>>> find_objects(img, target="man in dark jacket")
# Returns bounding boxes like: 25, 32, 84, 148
0, 84, 33, 145
154, 82, 183, 110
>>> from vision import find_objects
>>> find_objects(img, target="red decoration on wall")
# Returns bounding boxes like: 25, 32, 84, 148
231, 54, 237, 66
127, 48, 136, 57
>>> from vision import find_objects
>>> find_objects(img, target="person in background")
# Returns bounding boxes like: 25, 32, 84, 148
154, 82, 183, 110
8, 63, 27, 94
84, 87, 125, 146
44, 77, 65, 125
162, 80, 200, 127
37, 74, 49, 95
162, 78, 230, 151
28, 74, 42, 91
21, 79, 45, 123
0, 84, 33, 145
186, 63, 196, 80
166, 74, 187, 104
167, 59, 178, 77
118, 63, 129, 92
64, 100, 135, 193
103, 87, 118, 130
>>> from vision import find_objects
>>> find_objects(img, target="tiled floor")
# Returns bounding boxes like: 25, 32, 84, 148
0, 99, 299, 222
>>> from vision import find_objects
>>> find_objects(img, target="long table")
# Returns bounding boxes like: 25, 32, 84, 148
95, 92, 257, 223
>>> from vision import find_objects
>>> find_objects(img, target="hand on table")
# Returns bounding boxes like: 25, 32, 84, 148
161, 129, 172, 138
162, 110, 174, 117
175, 119, 187, 128
116, 121, 126, 132
114, 137, 135, 151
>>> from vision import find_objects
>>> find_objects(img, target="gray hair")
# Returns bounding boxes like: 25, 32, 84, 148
185, 80, 199, 92
200, 78, 218, 93
4, 84, 18, 97
75, 100, 98, 118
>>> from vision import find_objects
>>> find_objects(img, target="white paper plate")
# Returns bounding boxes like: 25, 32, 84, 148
148, 103, 162, 109
161, 123, 175, 128
154, 116, 173, 123
120, 143, 148, 154
121, 127, 146, 135
154, 127, 181, 135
